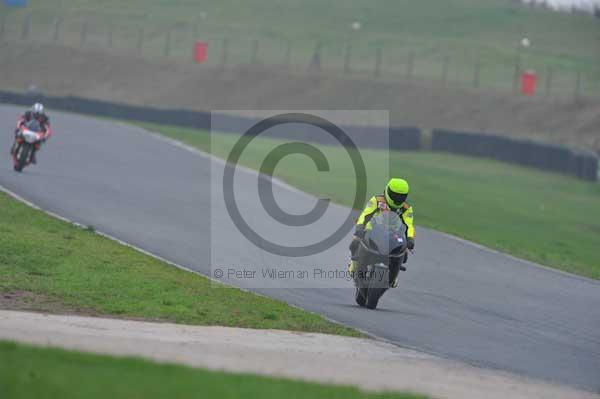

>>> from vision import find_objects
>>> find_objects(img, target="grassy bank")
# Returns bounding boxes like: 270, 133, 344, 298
0, 191, 359, 336
0, 341, 425, 399
144, 123, 600, 279
0, 0, 598, 94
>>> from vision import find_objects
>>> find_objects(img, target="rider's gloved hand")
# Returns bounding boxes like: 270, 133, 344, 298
349, 228, 365, 255
407, 237, 415, 250
354, 227, 365, 239
349, 236, 360, 254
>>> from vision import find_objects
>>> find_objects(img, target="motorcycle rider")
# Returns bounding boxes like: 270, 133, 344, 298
348, 178, 415, 288
11, 103, 52, 164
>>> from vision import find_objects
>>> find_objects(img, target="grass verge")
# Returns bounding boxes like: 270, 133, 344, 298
143, 122, 600, 279
0, 341, 425, 399
0, 191, 359, 336
1, 0, 598, 93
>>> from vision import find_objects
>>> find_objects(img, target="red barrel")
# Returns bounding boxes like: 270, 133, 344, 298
194, 41, 208, 63
521, 70, 537, 96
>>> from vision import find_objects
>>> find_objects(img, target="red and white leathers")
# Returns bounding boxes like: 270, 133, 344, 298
16, 111, 52, 140
12, 111, 52, 164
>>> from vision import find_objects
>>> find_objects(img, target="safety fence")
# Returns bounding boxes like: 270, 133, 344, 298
0, 90, 596, 180
1, 9, 599, 98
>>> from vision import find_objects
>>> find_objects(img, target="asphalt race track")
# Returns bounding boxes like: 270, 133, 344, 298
1, 105, 599, 391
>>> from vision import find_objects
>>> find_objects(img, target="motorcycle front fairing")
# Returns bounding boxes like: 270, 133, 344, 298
20, 128, 43, 144
358, 211, 408, 266
18, 119, 43, 144
353, 211, 408, 307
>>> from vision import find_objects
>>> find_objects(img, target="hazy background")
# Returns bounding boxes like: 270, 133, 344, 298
523, 0, 600, 11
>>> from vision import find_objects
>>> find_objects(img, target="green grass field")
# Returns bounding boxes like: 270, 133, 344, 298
0, 0, 598, 94
143, 123, 600, 279
0, 190, 359, 336
0, 341, 425, 399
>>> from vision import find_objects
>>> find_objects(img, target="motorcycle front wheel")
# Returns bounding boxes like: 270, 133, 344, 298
355, 287, 367, 307
366, 287, 386, 309
14, 143, 31, 172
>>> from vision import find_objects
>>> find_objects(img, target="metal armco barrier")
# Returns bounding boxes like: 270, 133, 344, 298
431, 128, 598, 181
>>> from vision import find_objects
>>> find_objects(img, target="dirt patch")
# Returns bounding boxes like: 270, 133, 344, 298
1, 41, 599, 152
0, 291, 182, 324
0, 290, 94, 315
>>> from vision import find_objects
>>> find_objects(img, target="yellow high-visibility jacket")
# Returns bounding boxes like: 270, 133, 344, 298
355, 195, 415, 238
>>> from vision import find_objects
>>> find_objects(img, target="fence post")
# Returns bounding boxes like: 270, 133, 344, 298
21, 13, 32, 40
406, 50, 414, 79
308, 41, 322, 72
284, 39, 292, 68
544, 67, 553, 95
164, 29, 171, 57
374, 46, 382, 77
473, 60, 481, 88
512, 49, 522, 92
251, 39, 259, 64
220, 37, 229, 69
343, 44, 352, 74
441, 55, 449, 87
575, 71, 582, 100
52, 17, 62, 42
80, 20, 88, 47
0, 14, 6, 41
191, 20, 198, 40
136, 26, 144, 51
107, 24, 114, 47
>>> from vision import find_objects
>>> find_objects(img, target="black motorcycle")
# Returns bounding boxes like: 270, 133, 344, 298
353, 211, 408, 309
12, 120, 44, 172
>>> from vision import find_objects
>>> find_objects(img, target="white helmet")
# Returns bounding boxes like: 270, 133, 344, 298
32, 103, 45, 115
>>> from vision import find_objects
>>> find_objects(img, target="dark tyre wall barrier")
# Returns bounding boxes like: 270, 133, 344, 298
211, 113, 421, 150
432, 129, 598, 181
0, 90, 210, 129
2, 90, 596, 180
0, 90, 421, 151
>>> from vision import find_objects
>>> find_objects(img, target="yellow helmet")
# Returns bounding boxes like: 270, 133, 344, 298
385, 178, 409, 208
